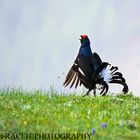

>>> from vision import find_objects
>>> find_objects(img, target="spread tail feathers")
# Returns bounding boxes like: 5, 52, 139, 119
99, 64, 129, 93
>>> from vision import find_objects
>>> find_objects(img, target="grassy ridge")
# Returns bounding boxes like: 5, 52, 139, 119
0, 89, 140, 139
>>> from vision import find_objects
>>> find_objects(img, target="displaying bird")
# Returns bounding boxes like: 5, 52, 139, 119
63, 35, 129, 96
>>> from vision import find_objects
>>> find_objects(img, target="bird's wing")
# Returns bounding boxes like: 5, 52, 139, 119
91, 52, 102, 70
93, 52, 102, 63
63, 55, 92, 88
77, 55, 92, 78
63, 55, 80, 88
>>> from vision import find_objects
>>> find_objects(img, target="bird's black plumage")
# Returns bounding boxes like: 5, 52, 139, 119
63, 35, 129, 96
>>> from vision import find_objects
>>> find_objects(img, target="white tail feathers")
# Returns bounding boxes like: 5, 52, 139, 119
100, 66, 112, 83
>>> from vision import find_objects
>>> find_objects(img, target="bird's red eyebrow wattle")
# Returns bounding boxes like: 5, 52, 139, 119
81, 35, 88, 39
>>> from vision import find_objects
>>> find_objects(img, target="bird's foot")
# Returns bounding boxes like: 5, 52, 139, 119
83, 93, 89, 97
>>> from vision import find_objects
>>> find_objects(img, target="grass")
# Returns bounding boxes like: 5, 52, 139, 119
0, 89, 140, 140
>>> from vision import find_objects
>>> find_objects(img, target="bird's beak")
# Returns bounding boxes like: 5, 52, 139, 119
79, 36, 82, 41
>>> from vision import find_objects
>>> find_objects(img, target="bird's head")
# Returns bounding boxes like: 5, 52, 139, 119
79, 35, 90, 46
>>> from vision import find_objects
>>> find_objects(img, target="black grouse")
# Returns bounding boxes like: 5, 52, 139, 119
63, 35, 129, 96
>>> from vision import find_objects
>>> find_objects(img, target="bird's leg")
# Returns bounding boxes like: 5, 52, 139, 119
83, 89, 91, 97
93, 89, 96, 96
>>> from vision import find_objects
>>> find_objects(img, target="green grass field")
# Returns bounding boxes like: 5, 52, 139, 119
0, 89, 140, 140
